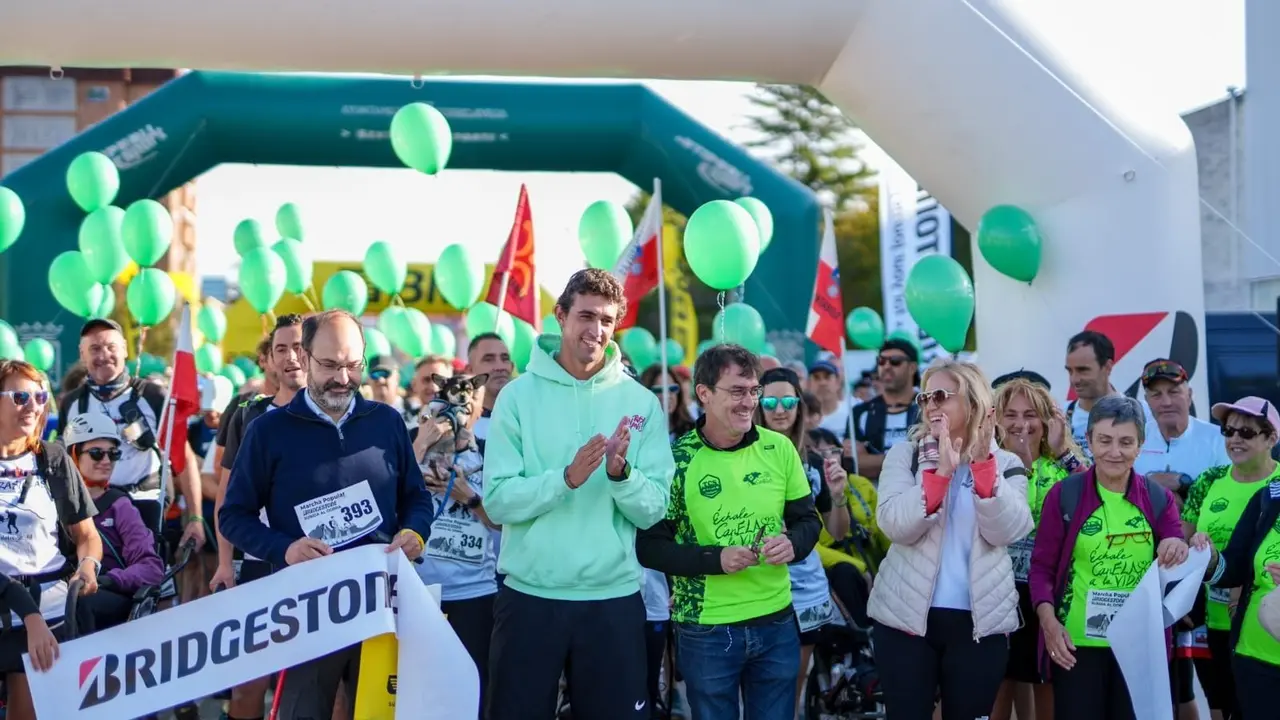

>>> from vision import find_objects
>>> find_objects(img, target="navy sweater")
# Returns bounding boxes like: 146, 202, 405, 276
219, 392, 433, 567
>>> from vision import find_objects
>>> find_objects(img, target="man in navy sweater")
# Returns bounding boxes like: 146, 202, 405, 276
220, 309, 433, 720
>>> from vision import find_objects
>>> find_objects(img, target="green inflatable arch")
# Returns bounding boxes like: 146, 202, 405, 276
0, 72, 819, 371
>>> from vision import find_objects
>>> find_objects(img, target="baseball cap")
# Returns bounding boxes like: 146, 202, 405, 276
80, 318, 124, 337
1211, 396, 1280, 430
879, 338, 919, 363
367, 355, 398, 380
1140, 358, 1188, 388
808, 360, 841, 376
992, 369, 1052, 391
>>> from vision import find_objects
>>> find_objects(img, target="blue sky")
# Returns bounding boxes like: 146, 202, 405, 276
194, 0, 1246, 297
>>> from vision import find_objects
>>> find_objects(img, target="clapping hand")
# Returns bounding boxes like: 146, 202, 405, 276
605, 417, 632, 477
968, 409, 995, 463
565, 435, 608, 488
1047, 407, 1070, 456
934, 415, 962, 478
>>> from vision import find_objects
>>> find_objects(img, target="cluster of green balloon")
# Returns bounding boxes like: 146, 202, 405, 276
464, 303, 516, 350
620, 329, 659, 370
683, 198, 774, 291
231, 356, 261, 380
378, 305, 432, 357
137, 353, 167, 378
434, 243, 486, 310
363, 326, 392, 363
220, 364, 248, 388
977, 205, 1041, 283
197, 301, 228, 344
364, 242, 407, 298
0, 322, 20, 361
0, 186, 25, 254
390, 103, 453, 175
904, 255, 974, 352
712, 303, 767, 354
236, 203, 312, 316
195, 343, 223, 374
845, 307, 885, 349
578, 200, 633, 270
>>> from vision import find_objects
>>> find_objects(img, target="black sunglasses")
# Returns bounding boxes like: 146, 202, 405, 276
1, 390, 48, 407
760, 396, 800, 412
878, 355, 908, 367
85, 447, 122, 462
369, 368, 392, 381
650, 384, 680, 396
1222, 425, 1265, 440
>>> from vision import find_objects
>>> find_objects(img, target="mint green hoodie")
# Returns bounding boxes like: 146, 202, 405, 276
483, 336, 675, 601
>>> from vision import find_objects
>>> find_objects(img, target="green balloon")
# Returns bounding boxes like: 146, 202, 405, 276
121, 199, 173, 267
977, 205, 1042, 283
0, 321, 18, 353
434, 243, 485, 310
845, 307, 885, 349
219, 364, 247, 388
233, 219, 266, 257
383, 307, 431, 357
464, 303, 515, 349
363, 326, 392, 362
430, 323, 457, 357
696, 339, 715, 357
139, 353, 167, 378
322, 271, 369, 317
276, 203, 305, 241
78, 206, 129, 284
0, 186, 25, 253
195, 343, 223, 374
578, 200, 634, 270
390, 103, 453, 175
662, 338, 685, 366
713, 303, 767, 353
620, 328, 659, 370
23, 339, 55, 372
126, 267, 176, 326
904, 255, 974, 352
196, 302, 227, 343
66, 152, 119, 213
542, 313, 560, 336
511, 319, 538, 373
684, 200, 760, 290
364, 241, 407, 296
48, 251, 103, 317
734, 197, 774, 255
271, 238, 312, 295
238, 247, 287, 314
232, 357, 259, 377
90, 284, 115, 320
0, 341, 22, 361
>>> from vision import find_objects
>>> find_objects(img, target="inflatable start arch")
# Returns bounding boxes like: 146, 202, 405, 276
0, 0, 1207, 402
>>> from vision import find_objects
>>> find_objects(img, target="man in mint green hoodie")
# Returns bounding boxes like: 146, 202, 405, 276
484, 268, 675, 720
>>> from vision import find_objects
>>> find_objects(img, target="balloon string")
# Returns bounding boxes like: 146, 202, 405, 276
134, 326, 148, 377
716, 291, 726, 343
305, 285, 322, 310
391, 295, 405, 309
260, 314, 269, 337
296, 293, 316, 313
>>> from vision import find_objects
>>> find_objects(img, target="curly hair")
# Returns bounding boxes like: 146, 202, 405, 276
556, 268, 627, 320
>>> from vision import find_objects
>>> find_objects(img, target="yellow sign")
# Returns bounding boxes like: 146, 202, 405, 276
222, 261, 557, 358
663, 225, 698, 366
353, 633, 397, 720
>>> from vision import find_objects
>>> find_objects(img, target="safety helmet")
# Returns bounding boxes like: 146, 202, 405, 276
62, 413, 121, 448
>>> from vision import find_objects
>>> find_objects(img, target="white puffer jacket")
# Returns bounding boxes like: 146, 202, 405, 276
868, 440, 1032, 639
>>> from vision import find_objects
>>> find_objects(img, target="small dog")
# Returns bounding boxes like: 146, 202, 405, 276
418, 373, 489, 465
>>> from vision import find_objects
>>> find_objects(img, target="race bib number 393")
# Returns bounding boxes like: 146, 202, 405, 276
294, 480, 384, 549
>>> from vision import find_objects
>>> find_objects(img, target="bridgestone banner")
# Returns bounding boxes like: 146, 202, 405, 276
26, 547, 478, 720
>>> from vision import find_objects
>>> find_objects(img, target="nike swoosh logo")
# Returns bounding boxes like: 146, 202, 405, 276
635, 700, 646, 711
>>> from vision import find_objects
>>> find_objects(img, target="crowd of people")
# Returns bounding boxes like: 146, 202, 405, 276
0, 268, 1277, 720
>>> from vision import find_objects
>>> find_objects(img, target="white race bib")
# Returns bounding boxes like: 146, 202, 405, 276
796, 598, 835, 633
1085, 589, 1130, 639
1208, 585, 1232, 604
1009, 537, 1035, 583
425, 506, 488, 565
293, 480, 383, 549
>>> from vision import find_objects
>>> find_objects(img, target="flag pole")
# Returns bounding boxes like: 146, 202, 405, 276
493, 186, 524, 329
654, 179, 671, 411
154, 305, 183, 535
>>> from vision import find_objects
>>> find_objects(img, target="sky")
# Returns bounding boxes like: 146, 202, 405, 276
194, 0, 1247, 298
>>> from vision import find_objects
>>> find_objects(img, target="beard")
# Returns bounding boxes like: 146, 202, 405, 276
308, 377, 358, 413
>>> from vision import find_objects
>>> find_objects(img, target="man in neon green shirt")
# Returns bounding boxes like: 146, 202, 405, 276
638, 344, 822, 720
482, 269, 675, 720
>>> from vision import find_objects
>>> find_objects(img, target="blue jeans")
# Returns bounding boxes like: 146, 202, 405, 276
675, 613, 800, 720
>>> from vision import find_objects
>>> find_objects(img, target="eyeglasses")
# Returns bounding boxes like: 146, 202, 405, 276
1222, 425, 1264, 440
311, 357, 365, 375
369, 368, 392, 381
916, 389, 956, 407
85, 447, 122, 463
1, 390, 48, 407
1106, 531, 1152, 548
650, 384, 680, 396
713, 385, 763, 402
878, 355, 908, 367
760, 396, 799, 412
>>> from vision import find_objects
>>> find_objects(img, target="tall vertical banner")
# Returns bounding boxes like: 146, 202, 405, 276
663, 223, 698, 366
878, 160, 953, 363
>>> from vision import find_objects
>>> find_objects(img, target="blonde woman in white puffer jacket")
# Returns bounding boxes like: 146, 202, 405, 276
868, 359, 1033, 720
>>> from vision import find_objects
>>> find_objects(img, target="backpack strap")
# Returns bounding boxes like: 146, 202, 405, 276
862, 399, 888, 453
1058, 472, 1087, 524
92, 487, 129, 515
1145, 478, 1169, 521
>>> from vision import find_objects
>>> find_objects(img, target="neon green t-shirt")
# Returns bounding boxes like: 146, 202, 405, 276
667, 425, 812, 625
1010, 456, 1069, 583
1060, 485, 1154, 648
1183, 464, 1278, 630
1236, 517, 1280, 663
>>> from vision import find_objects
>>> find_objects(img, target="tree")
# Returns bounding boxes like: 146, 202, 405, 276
743, 85, 874, 212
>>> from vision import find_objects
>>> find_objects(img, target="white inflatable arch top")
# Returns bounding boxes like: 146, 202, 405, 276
0, 0, 1206, 401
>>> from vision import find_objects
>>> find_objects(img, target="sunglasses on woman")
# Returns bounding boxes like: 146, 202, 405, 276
85, 447, 122, 463
1, 390, 48, 407
650, 384, 680, 396
1222, 425, 1264, 440
760, 396, 799, 412
915, 389, 956, 407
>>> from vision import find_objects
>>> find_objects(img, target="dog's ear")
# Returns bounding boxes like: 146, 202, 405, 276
470, 374, 490, 389
431, 374, 448, 387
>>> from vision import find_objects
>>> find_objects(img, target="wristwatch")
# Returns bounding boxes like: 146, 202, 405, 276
607, 460, 632, 482
80, 556, 102, 575
466, 495, 482, 510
